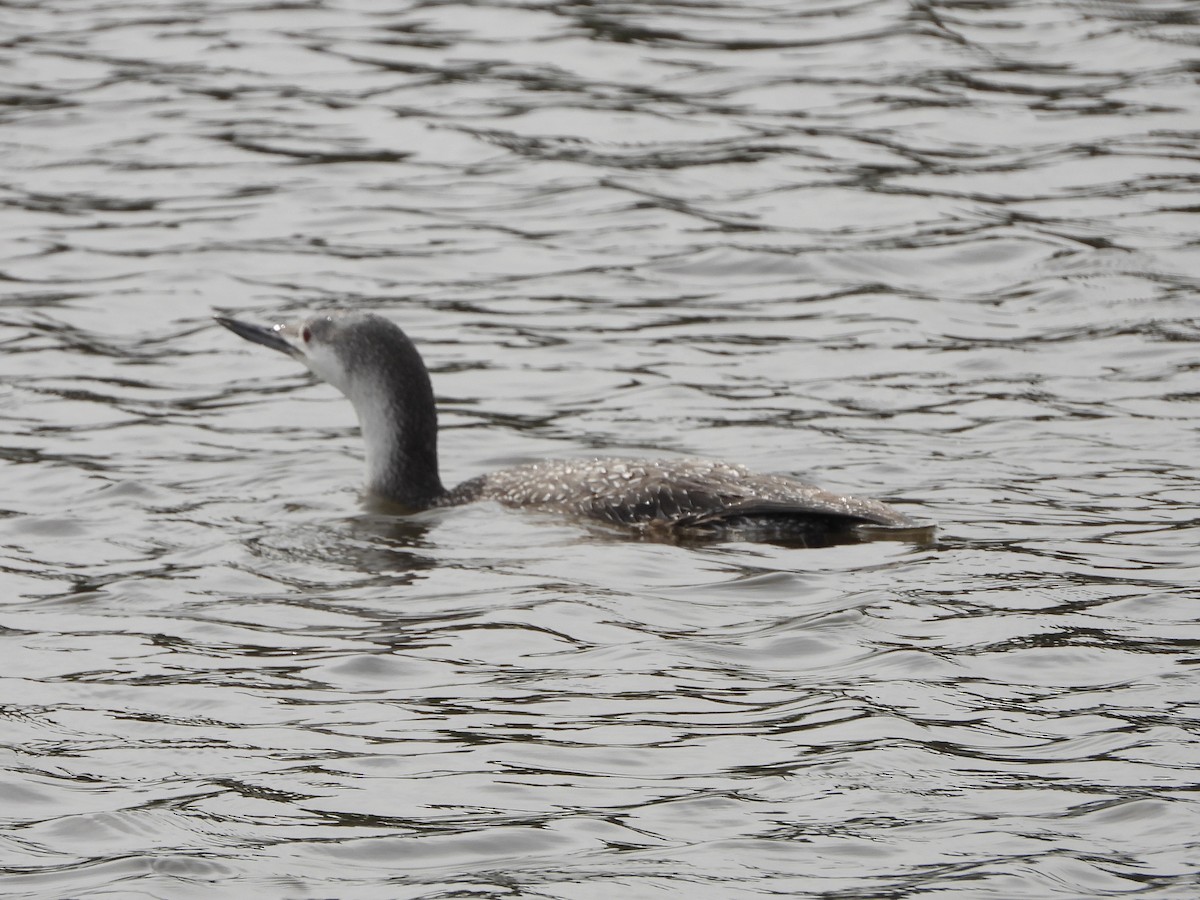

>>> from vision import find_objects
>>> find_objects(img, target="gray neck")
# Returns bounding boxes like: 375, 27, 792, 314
350, 371, 445, 511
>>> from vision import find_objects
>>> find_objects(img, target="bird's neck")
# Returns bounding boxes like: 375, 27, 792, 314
351, 379, 445, 510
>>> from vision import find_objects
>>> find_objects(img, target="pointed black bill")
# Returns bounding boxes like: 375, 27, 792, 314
214, 316, 298, 358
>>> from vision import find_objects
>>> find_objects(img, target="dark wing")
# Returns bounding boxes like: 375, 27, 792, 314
577, 464, 914, 529
444, 458, 915, 532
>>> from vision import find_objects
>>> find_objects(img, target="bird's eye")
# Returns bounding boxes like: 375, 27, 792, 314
301, 326, 312, 343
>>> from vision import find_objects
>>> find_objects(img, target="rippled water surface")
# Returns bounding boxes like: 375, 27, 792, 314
3, 0, 1200, 897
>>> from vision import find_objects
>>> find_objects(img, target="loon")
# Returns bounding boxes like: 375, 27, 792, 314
215, 311, 921, 544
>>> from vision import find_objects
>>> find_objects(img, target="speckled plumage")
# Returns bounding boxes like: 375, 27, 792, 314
440, 457, 912, 537
216, 311, 919, 543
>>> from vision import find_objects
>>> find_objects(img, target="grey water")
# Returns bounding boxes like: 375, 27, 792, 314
2, 1, 1199, 897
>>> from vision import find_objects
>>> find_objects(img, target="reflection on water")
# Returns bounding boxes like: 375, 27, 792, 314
2, 0, 1199, 897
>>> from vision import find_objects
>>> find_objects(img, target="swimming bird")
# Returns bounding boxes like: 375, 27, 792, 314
215, 311, 921, 544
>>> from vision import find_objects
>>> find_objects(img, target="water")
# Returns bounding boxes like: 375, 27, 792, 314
2, 0, 1199, 897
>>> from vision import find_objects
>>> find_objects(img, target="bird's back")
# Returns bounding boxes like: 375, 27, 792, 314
441, 457, 914, 542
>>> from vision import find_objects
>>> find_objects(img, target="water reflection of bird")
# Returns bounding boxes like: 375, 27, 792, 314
216, 311, 923, 545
